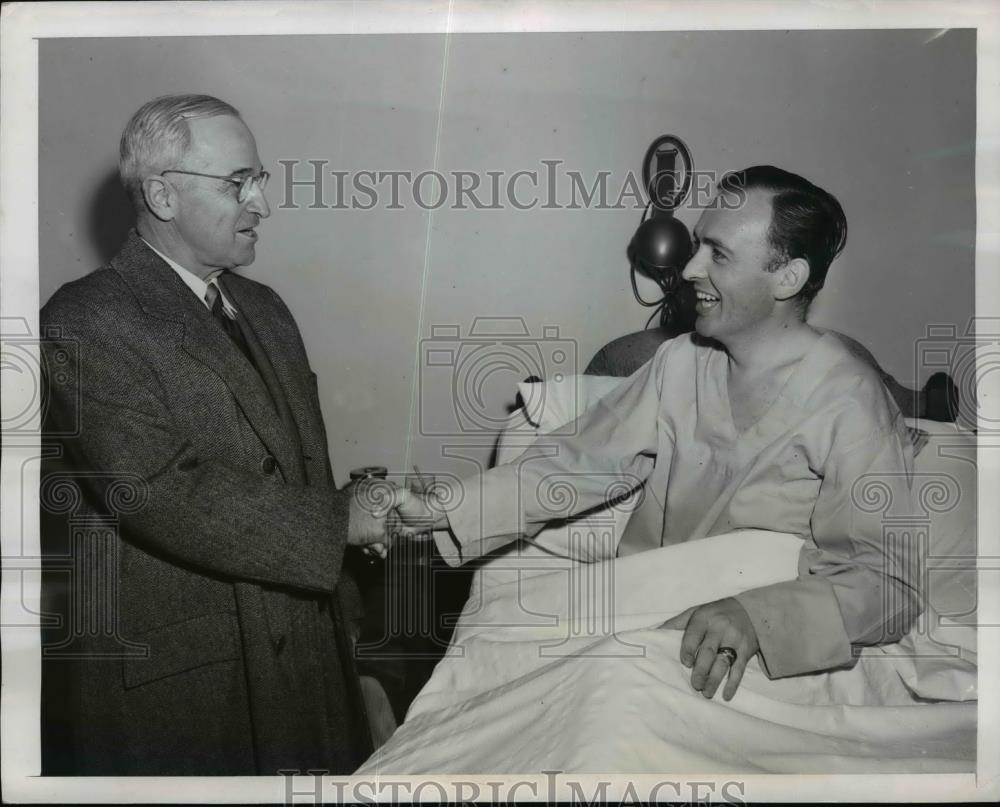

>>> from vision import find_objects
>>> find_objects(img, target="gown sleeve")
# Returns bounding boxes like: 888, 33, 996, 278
432, 342, 675, 566
735, 396, 922, 678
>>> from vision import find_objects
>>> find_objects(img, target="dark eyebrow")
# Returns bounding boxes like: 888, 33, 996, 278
699, 235, 732, 256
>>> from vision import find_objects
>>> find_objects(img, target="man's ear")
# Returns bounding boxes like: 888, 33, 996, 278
772, 256, 810, 301
141, 175, 178, 222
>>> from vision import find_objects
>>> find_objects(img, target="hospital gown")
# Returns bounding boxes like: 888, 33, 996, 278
432, 332, 922, 678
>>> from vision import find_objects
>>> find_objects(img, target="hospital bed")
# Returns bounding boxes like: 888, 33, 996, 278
357, 374, 978, 774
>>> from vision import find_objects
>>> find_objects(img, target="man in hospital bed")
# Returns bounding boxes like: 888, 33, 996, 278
389, 164, 921, 702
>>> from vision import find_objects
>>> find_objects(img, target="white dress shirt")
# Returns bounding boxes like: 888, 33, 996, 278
141, 237, 238, 318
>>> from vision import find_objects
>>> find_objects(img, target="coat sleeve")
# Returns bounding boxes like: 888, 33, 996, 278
734, 406, 923, 678
433, 344, 671, 565
41, 294, 350, 594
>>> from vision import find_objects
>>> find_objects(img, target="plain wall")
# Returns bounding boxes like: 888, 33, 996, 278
39, 30, 976, 480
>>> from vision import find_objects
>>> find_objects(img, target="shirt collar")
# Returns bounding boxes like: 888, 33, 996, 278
140, 237, 237, 316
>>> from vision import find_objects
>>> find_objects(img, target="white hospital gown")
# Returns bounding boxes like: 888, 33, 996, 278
433, 332, 922, 678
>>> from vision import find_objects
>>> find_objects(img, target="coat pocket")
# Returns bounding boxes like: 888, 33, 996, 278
122, 613, 240, 689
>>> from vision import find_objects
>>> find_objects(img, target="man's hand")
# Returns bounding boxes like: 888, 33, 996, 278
347, 479, 401, 559
661, 597, 759, 701
385, 487, 447, 537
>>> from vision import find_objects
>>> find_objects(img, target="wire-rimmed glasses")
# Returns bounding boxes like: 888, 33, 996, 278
161, 169, 270, 203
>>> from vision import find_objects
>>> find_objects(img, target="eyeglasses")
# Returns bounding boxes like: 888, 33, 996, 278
161, 169, 270, 203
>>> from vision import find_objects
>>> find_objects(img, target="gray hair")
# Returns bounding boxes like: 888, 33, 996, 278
119, 94, 241, 210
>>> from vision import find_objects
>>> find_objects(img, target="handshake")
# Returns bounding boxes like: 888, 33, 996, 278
346, 476, 450, 559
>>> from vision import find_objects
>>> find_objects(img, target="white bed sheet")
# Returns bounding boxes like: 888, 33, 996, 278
358, 530, 976, 775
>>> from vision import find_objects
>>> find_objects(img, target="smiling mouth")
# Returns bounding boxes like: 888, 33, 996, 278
695, 290, 720, 311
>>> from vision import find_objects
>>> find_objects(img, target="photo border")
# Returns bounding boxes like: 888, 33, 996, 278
2, 0, 998, 802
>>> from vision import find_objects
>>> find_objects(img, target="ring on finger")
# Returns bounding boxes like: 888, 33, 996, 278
716, 646, 738, 666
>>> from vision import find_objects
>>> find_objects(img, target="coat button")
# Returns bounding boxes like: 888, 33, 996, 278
274, 635, 286, 654
261, 455, 277, 475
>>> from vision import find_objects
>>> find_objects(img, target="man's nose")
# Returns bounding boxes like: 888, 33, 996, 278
247, 184, 271, 219
681, 249, 704, 281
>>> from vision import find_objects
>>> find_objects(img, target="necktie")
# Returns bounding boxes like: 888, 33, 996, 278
205, 279, 254, 365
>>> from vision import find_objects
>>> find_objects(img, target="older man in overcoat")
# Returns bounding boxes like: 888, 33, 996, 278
40, 94, 385, 775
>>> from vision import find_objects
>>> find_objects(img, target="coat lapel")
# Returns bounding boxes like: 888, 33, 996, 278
220, 275, 309, 482
221, 273, 326, 480
112, 232, 298, 476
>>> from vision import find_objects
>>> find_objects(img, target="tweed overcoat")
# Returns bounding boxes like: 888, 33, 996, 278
39, 231, 370, 775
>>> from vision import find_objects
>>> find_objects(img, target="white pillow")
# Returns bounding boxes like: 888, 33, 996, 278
493, 375, 635, 562
517, 373, 626, 433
